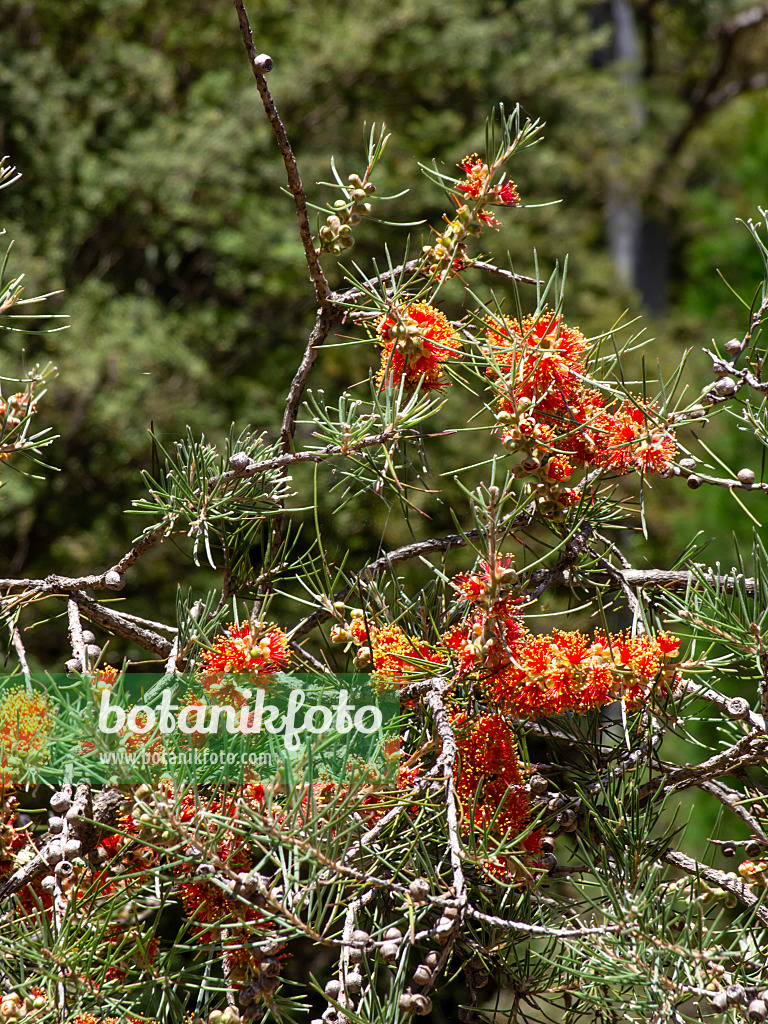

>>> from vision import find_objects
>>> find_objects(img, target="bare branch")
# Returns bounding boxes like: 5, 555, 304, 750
234, 0, 331, 310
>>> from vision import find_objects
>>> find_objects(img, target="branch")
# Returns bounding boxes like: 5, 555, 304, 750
71, 593, 173, 658
698, 778, 768, 845
653, 5, 768, 183
463, 907, 622, 938
0, 523, 167, 595
422, 679, 466, 911
657, 731, 768, 793
280, 305, 343, 452
663, 847, 768, 926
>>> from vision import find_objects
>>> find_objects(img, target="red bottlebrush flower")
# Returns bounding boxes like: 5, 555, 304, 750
199, 621, 290, 703
484, 629, 680, 717
376, 301, 460, 391
456, 154, 520, 208
452, 555, 516, 603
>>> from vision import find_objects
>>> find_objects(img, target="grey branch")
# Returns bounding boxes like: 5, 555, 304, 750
663, 847, 768, 926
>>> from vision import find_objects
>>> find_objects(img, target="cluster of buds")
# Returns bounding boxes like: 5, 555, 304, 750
318, 173, 375, 254
0, 990, 46, 1021
423, 154, 521, 278
130, 784, 175, 847
672, 873, 740, 910
329, 607, 364, 647
0, 391, 36, 468
0, 390, 34, 431
499, 396, 579, 512
738, 858, 768, 892
422, 205, 473, 278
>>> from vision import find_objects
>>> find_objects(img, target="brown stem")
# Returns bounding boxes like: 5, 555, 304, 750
233, 0, 331, 311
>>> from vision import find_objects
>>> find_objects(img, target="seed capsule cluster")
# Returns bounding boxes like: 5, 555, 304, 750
318, 174, 375, 254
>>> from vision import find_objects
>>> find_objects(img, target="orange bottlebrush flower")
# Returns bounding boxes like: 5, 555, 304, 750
376, 301, 460, 391
593, 401, 677, 476
487, 311, 588, 413
544, 453, 574, 482
0, 686, 53, 786
369, 623, 447, 686
452, 555, 516, 604
452, 713, 535, 841
485, 629, 680, 717
443, 561, 525, 679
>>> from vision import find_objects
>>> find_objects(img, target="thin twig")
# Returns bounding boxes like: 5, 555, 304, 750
698, 778, 768, 845
234, 0, 330, 310
10, 627, 32, 695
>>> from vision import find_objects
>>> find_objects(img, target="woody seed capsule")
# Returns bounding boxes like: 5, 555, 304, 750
380, 941, 400, 964
714, 376, 737, 396
55, 859, 73, 878
710, 991, 728, 1012
408, 877, 430, 900
737, 468, 756, 485
412, 965, 432, 986
687, 475, 702, 489
345, 971, 362, 994
410, 995, 432, 1015
748, 998, 767, 1021
50, 791, 71, 813
726, 984, 746, 1005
